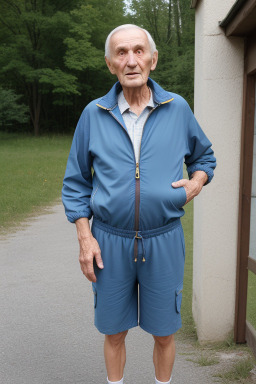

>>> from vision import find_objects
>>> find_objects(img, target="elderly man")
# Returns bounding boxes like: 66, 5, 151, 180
62, 24, 216, 384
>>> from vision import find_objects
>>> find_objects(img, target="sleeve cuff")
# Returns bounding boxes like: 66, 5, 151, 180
66, 210, 93, 223
187, 165, 214, 186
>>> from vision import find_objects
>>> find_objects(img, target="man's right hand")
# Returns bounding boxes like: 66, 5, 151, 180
79, 235, 103, 282
75, 218, 103, 282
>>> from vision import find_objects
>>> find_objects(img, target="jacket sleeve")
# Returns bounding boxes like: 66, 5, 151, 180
62, 108, 93, 223
184, 106, 217, 186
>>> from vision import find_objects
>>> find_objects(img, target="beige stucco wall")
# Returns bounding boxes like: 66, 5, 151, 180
192, 0, 244, 342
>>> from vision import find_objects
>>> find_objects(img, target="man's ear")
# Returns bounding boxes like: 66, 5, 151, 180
150, 51, 158, 71
105, 56, 116, 75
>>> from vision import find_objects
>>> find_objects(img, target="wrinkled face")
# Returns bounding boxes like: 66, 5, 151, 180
105, 28, 158, 89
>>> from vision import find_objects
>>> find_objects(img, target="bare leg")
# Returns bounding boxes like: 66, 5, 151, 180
153, 334, 175, 382
104, 330, 128, 381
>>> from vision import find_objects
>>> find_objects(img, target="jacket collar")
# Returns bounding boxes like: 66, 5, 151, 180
117, 86, 155, 115
96, 77, 174, 110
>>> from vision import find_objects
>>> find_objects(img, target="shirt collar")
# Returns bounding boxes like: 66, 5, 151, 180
117, 87, 155, 115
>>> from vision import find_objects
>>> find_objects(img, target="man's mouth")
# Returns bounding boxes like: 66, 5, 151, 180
126, 72, 139, 76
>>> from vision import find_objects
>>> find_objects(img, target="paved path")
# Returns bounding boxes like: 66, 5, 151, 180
0, 203, 251, 384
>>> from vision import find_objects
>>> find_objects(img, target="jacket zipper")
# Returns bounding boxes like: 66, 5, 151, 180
109, 104, 161, 262
134, 105, 160, 235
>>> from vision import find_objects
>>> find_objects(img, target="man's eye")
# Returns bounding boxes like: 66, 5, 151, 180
119, 51, 125, 56
137, 50, 142, 54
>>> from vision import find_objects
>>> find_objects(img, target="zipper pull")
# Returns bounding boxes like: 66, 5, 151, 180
135, 163, 140, 179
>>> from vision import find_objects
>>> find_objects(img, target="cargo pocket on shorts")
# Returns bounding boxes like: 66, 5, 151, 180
92, 284, 97, 308
175, 281, 183, 313
178, 225, 185, 259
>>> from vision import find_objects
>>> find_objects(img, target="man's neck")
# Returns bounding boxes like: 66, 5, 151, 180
122, 84, 151, 116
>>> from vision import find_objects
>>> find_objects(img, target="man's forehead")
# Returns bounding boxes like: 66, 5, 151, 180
110, 28, 149, 49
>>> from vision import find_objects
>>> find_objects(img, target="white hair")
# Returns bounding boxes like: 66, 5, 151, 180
105, 24, 157, 58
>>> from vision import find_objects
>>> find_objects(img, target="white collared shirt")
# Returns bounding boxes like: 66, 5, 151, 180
117, 88, 156, 163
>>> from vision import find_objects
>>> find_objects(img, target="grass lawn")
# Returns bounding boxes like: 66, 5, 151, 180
179, 199, 196, 340
247, 270, 256, 329
0, 131, 72, 233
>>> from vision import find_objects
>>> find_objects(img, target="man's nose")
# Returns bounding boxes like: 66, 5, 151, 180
127, 51, 137, 67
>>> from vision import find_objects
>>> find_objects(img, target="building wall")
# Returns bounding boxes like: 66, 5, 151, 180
193, 0, 245, 342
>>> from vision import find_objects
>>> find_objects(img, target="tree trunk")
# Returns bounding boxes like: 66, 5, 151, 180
173, 0, 181, 51
152, 4, 160, 42
28, 81, 41, 136
166, 0, 172, 44
34, 95, 41, 136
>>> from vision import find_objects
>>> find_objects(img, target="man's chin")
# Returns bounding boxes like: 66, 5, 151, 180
120, 78, 147, 89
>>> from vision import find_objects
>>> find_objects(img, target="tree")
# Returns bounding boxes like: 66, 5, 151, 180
0, 87, 29, 128
0, 0, 83, 135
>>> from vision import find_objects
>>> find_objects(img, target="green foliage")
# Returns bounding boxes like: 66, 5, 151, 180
214, 358, 255, 382
152, 44, 195, 107
38, 68, 80, 95
0, 87, 29, 128
0, 0, 81, 134
186, 355, 220, 366
0, 0, 195, 134
247, 271, 256, 330
64, 5, 103, 72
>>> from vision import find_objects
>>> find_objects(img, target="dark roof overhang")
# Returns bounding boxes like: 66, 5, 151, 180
219, 0, 256, 36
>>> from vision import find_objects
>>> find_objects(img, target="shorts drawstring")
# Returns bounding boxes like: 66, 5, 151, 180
92, 217, 181, 264
134, 231, 146, 262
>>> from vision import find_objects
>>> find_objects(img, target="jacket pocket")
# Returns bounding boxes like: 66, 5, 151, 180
171, 186, 187, 209
175, 281, 183, 313
92, 283, 97, 308
90, 182, 100, 215
179, 187, 187, 207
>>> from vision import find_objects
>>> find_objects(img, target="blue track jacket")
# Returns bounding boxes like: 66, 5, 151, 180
62, 78, 216, 231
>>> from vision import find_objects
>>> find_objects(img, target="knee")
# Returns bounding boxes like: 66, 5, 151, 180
153, 334, 175, 349
105, 330, 128, 349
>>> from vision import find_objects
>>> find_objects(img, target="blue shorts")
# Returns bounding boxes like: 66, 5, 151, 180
90, 218, 185, 336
